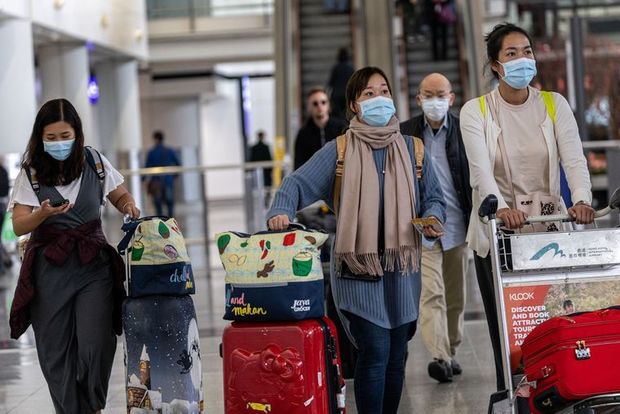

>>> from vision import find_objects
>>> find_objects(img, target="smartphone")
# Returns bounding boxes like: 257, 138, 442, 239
411, 216, 444, 234
50, 199, 70, 208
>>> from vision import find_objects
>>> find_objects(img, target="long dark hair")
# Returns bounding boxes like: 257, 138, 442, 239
345, 66, 393, 120
484, 22, 534, 79
22, 99, 85, 186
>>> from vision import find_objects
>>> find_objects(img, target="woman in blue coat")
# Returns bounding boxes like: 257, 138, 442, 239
268, 66, 446, 414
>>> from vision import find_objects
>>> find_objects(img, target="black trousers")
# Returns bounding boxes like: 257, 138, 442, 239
474, 254, 506, 391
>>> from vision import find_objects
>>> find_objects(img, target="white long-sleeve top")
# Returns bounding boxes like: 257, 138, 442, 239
460, 86, 592, 257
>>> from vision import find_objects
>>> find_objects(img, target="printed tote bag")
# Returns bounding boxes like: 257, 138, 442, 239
216, 225, 328, 322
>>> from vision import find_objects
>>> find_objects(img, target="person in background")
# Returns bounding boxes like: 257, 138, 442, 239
0, 161, 13, 274
8, 98, 140, 414
294, 87, 347, 170
426, 0, 456, 61
400, 72, 471, 383
268, 66, 446, 414
145, 130, 181, 217
460, 22, 593, 393
249, 130, 273, 188
328, 47, 355, 120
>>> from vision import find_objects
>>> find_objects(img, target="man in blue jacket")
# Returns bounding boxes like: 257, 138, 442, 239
400, 73, 472, 383
145, 131, 181, 217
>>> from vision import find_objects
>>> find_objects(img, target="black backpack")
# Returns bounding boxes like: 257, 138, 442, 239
0, 165, 9, 197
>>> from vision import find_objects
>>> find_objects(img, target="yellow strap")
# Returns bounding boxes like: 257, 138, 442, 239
540, 91, 556, 123
480, 92, 555, 123
413, 137, 424, 179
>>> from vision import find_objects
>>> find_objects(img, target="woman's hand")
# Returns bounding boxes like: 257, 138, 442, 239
422, 216, 444, 238
12, 200, 72, 236
40, 199, 73, 217
268, 214, 290, 231
568, 202, 594, 225
496, 207, 528, 229
122, 202, 141, 219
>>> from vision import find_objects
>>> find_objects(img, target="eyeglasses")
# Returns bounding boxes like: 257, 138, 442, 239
311, 100, 328, 107
419, 93, 451, 99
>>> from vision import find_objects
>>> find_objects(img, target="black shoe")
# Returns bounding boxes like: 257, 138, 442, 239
428, 359, 453, 383
451, 359, 462, 375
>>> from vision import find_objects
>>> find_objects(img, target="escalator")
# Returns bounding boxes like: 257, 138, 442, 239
298, 0, 353, 105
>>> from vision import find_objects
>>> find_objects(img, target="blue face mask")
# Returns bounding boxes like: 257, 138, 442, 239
498, 57, 537, 90
358, 96, 396, 127
43, 139, 75, 161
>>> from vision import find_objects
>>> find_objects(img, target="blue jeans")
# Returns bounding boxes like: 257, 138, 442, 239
345, 311, 417, 414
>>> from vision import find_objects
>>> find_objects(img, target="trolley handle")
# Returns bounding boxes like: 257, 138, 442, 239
480, 188, 620, 226
499, 206, 610, 225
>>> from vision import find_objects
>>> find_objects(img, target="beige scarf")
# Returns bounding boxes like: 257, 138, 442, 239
335, 116, 420, 277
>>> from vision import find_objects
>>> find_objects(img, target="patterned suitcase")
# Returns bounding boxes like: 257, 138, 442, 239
123, 295, 204, 413
221, 317, 346, 413
522, 307, 620, 413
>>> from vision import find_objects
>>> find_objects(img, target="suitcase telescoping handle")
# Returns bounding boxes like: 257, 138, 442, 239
480, 187, 620, 225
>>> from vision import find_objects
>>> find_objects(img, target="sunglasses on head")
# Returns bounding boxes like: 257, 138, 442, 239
312, 100, 328, 107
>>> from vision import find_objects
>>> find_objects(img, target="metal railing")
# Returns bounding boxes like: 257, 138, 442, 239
118, 160, 291, 275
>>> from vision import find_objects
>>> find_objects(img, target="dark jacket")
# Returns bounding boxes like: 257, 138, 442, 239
249, 141, 273, 187
294, 117, 347, 170
400, 112, 472, 226
10, 219, 126, 339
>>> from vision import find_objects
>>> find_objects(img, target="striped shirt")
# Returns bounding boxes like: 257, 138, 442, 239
268, 136, 446, 329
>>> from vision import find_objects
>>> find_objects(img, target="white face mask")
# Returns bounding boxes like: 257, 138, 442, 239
421, 97, 450, 122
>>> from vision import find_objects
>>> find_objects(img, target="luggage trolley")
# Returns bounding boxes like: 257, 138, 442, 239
479, 189, 620, 414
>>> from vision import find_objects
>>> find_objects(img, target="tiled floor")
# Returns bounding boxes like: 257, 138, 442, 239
0, 200, 497, 413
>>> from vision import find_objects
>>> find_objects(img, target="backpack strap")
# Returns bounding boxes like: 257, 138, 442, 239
540, 91, 556, 124
332, 133, 425, 214
25, 167, 40, 195
480, 91, 556, 123
479, 95, 487, 117
333, 134, 347, 214
24, 147, 105, 198
84, 146, 105, 181
413, 136, 424, 179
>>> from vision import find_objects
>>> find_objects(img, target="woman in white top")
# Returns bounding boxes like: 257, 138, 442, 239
459, 23, 594, 392
9, 98, 140, 414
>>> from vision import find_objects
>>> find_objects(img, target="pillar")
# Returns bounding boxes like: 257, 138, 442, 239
0, 18, 37, 154
94, 59, 143, 208
38, 44, 98, 148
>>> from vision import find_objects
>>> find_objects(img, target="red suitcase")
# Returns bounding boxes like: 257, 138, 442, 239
221, 317, 346, 414
521, 307, 620, 413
